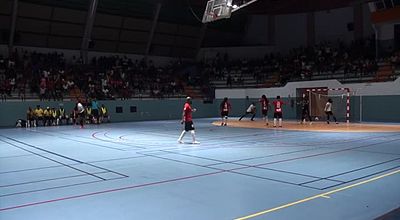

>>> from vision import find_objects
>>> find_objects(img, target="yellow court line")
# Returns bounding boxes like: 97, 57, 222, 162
235, 169, 400, 220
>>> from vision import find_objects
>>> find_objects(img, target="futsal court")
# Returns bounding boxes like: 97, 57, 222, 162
0, 118, 399, 220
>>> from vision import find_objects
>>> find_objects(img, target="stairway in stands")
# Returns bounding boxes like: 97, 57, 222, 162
263, 72, 281, 88
374, 63, 394, 82
183, 84, 203, 99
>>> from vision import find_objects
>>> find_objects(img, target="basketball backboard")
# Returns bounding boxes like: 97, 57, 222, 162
202, 0, 232, 23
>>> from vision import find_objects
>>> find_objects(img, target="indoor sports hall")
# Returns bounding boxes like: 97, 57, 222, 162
0, 0, 400, 219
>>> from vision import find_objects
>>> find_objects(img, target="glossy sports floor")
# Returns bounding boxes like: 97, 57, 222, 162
0, 118, 399, 220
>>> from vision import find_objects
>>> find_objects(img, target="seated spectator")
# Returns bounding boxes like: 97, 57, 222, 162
100, 104, 110, 123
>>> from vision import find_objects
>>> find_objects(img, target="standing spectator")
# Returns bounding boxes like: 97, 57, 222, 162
91, 99, 99, 124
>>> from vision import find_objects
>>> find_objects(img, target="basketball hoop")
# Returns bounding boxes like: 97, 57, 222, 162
208, 12, 219, 20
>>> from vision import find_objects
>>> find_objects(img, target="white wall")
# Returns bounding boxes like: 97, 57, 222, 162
215, 78, 400, 98
347, 78, 400, 96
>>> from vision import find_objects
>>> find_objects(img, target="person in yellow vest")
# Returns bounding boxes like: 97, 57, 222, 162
43, 107, 51, 126
58, 105, 69, 125
100, 104, 109, 123
34, 105, 43, 127
51, 107, 58, 126
86, 105, 93, 124
26, 107, 33, 128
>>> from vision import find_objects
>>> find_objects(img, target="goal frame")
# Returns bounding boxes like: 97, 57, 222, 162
306, 88, 350, 123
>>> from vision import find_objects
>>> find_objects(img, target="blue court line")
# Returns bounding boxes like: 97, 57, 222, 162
318, 165, 400, 190
0, 138, 107, 181
160, 149, 331, 180
121, 131, 321, 153
138, 148, 400, 190
0, 170, 225, 212
167, 132, 399, 153
125, 131, 400, 187
221, 134, 400, 169
198, 131, 289, 141
199, 132, 393, 149
10, 124, 397, 195
251, 166, 345, 183
204, 133, 400, 166
94, 130, 332, 174
159, 143, 398, 187
204, 132, 400, 148
0, 164, 79, 175
299, 157, 400, 186
167, 136, 400, 189
91, 131, 146, 149
204, 147, 325, 167
28, 129, 127, 151
0, 153, 49, 159
136, 152, 222, 172
351, 149, 400, 156
127, 124, 359, 151
227, 170, 322, 190
136, 151, 325, 190
0, 176, 127, 198
0, 155, 148, 175
158, 149, 346, 187
0, 135, 129, 178
0, 171, 111, 188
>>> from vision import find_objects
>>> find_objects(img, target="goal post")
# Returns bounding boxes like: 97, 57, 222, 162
306, 88, 350, 123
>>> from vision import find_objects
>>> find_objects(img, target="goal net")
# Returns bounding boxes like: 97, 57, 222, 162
308, 88, 350, 123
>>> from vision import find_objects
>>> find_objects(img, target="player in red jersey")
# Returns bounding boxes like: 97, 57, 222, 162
220, 97, 231, 126
273, 96, 284, 127
259, 95, 270, 126
177, 97, 200, 144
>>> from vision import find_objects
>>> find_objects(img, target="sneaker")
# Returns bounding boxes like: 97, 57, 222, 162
192, 141, 200, 144
178, 140, 184, 144
327, 121, 330, 124
309, 122, 313, 125
224, 123, 227, 126
335, 122, 339, 124
221, 123, 224, 126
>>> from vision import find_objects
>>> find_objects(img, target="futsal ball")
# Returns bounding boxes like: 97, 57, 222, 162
315, 117, 319, 121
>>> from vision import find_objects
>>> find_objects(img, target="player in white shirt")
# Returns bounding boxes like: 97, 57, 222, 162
324, 98, 338, 124
77, 101, 85, 128
239, 103, 256, 121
